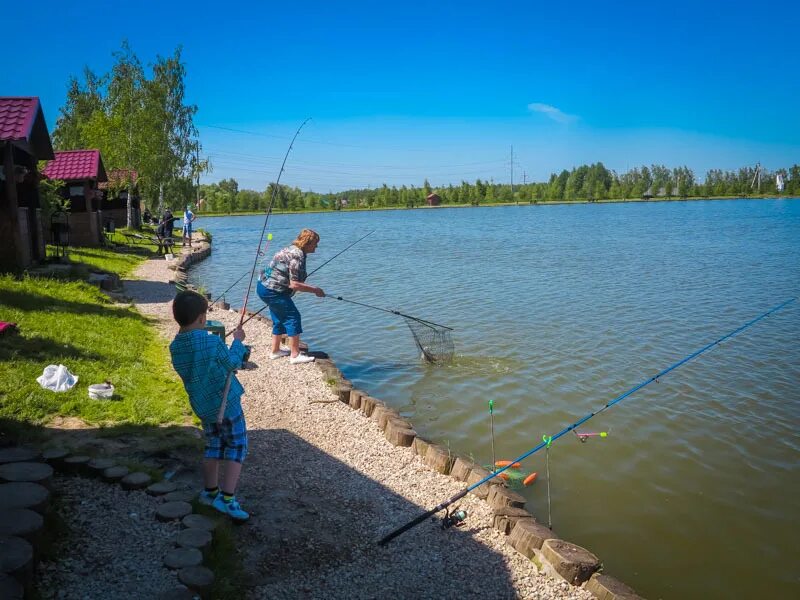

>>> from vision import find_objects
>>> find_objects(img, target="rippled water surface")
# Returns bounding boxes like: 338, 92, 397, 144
191, 200, 800, 599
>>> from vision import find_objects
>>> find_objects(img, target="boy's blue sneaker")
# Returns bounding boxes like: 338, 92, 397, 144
212, 494, 249, 522
198, 489, 218, 506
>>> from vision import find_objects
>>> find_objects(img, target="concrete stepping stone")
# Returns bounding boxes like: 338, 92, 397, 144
0, 510, 44, 545
163, 490, 196, 503
0, 448, 40, 464
147, 481, 178, 496
0, 462, 53, 488
63, 455, 91, 474
182, 514, 216, 532
156, 501, 193, 522
0, 483, 50, 513
157, 585, 196, 600
178, 565, 214, 595
164, 547, 203, 570
585, 573, 644, 600
121, 472, 152, 490
87, 458, 116, 476
0, 536, 33, 585
41, 448, 69, 466
541, 539, 600, 585
102, 466, 129, 482
176, 528, 212, 553
508, 520, 558, 558
0, 572, 24, 599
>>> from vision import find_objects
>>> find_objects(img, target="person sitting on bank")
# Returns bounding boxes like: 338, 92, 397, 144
256, 228, 324, 364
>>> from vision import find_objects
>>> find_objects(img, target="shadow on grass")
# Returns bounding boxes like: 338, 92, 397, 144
0, 287, 147, 321
0, 334, 105, 363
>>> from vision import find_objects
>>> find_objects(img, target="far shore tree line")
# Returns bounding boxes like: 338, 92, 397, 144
197, 163, 800, 214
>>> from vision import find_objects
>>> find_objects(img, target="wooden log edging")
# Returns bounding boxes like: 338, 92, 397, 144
311, 356, 643, 598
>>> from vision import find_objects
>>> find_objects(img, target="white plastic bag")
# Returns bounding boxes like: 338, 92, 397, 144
36, 364, 78, 392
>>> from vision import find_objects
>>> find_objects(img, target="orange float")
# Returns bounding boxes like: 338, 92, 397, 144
523, 472, 538, 486
495, 460, 522, 469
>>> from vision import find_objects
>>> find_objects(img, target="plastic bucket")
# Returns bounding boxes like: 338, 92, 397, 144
88, 383, 115, 400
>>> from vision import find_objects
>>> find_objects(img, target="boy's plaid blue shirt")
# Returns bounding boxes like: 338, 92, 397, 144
169, 329, 247, 422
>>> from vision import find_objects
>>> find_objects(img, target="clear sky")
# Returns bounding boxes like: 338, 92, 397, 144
3, 0, 798, 191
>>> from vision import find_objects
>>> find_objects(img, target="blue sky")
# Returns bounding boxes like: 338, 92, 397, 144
3, 0, 798, 191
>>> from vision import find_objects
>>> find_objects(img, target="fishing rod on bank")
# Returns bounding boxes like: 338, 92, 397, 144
377, 297, 796, 546
227, 229, 376, 334
234, 117, 311, 330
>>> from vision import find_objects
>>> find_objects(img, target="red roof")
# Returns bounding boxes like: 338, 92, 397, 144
0, 96, 54, 159
42, 150, 107, 182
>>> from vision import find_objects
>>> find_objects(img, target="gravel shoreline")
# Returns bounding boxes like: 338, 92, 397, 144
126, 252, 595, 599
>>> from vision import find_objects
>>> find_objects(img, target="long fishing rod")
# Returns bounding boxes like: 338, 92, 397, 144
210, 234, 274, 307
377, 297, 796, 546
235, 118, 311, 329
227, 230, 375, 334
326, 295, 454, 330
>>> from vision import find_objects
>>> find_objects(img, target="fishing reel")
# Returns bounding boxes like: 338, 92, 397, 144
441, 506, 467, 529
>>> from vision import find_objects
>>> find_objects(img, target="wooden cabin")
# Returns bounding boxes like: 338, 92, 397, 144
426, 192, 441, 206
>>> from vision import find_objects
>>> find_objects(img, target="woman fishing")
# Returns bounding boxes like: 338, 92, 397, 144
257, 228, 325, 364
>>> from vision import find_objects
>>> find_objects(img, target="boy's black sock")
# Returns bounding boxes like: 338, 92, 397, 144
205, 487, 219, 494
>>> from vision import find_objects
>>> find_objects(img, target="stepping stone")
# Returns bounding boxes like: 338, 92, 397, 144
0, 448, 40, 465
102, 466, 129, 483
0, 510, 43, 545
63, 455, 91, 475
156, 501, 193, 522
41, 448, 69, 465
157, 586, 196, 600
0, 536, 33, 584
87, 458, 116, 476
0, 462, 53, 488
147, 481, 178, 496
178, 565, 214, 594
163, 490, 196, 503
0, 483, 50, 513
0, 572, 23, 599
121, 472, 152, 490
176, 528, 212, 552
182, 514, 216, 532
541, 539, 601, 585
164, 547, 203, 570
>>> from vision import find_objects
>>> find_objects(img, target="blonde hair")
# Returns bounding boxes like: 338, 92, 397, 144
293, 228, 320, 253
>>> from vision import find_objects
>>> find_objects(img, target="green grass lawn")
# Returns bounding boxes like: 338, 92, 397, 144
0, 274, 191, 431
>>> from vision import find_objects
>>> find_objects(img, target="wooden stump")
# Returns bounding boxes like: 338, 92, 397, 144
370, 405, 388, 426
348, 389, 364, 410
540, 539, 600, 585
585, 573, 643, 600
147, 481, 178, 496
176, 528, 213, 553
156, 501, 193, 522
508, 520, 556, 557
0, 448, 40, 465
492, 506, 535, 535
412, 437, 430, 458
0, 462, 53, 489
102, 466, 130, 483
182, 514, 216, 532
121, 472, 152, 490
0, 572, 23, 599
87, 458, 116, 477
377, 408, 402, 432
466, 466, 495, 499
0, 510, 43, 546
450, 457, 475, 482
384, 420, 417, 447
164, 547, 203, 570
0, 483, 50, 514
0, 536, 33, 586
178, 565, 214, 596
336, 384, 353, 404
423, 444, 454, 475
63, 455, 91, 475
360, 395, 377, 417
487, 486, 526, 510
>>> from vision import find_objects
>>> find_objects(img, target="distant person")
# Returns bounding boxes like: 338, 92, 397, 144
169, 290, 250, 521
143, 207, 152, 224
182, 205, 196, 247
156, 208, 176, 255
256, 228, 324, 364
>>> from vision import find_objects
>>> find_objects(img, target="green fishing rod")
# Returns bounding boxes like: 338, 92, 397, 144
378, 297, 796, 546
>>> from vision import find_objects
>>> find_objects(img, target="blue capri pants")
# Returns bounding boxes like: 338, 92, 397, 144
257, 281, 303, 336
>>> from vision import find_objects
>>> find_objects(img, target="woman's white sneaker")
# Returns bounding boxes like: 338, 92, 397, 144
269, 349, 291, 360
289, 354, 315, 364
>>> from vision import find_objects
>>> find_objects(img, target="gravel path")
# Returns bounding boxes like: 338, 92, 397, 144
37, 477, 184, 599
126, 252, 595, 600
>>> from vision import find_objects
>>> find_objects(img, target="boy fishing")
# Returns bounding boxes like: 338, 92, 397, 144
169, 290, 249, 521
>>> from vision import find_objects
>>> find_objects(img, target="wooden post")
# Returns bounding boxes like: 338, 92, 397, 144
1, 143, 27, 269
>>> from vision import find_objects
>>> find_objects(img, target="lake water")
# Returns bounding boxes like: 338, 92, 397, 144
190, 200, 800, 599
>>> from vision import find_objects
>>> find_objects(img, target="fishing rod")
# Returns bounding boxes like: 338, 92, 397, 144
326, 295, 454, 330
377, 297, 796, 546
210, 234, 275, 307
227, 230, 376, 334
235, 118, 311, 330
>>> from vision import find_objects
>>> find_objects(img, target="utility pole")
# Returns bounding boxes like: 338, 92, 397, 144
523, 171, 527, 185
510, 145, 514, 200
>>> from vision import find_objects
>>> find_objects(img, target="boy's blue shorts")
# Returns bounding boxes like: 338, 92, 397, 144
201, 411, 248, 463
257, 281, 302, 336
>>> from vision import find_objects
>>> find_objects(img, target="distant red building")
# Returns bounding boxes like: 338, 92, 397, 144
42, 150, 108, 246
426, 193, 441, 206
0, 97, 54, 271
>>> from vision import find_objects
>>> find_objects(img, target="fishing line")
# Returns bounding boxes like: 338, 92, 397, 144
234, 118, 311, 329
377, 297, 796, 546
